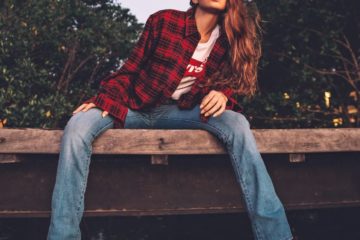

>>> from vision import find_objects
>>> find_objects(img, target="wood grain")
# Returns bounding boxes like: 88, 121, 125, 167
0, 128, 359, 154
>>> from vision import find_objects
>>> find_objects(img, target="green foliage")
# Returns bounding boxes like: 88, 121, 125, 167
0, 0, 359, 128
0, 0, 142, 128
241, 0, 360, 128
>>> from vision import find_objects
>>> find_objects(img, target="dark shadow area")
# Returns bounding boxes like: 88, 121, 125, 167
0, 207, 359, 240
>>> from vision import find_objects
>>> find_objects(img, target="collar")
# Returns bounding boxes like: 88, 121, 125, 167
185, 7, 198, 37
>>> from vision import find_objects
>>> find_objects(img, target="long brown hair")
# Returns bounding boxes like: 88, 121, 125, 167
190, 0, 263, 97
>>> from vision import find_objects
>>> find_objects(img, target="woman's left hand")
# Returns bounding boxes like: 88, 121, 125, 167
200, 90, 228, 118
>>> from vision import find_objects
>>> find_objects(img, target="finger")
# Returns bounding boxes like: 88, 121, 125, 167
201, 95, 220, 115
202, 96, 219, 115
102, 111, 108, 118
204, 100, 223, 117
213, 102, 226, 117
200, 91, 216, 109
73, 104, 87, 114
82, 103, 95, 112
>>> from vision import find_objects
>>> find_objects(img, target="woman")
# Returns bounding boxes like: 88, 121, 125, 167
47, 0, 294, 239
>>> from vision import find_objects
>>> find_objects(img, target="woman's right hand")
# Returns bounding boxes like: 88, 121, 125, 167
72, 103, 109, 117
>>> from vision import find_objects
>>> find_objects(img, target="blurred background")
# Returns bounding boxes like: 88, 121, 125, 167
0, 0, 359, 239
0, 0, 359, 129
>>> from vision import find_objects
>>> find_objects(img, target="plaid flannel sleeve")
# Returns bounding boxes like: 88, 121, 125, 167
217, 87, 243, 112
81, 13, 158, 127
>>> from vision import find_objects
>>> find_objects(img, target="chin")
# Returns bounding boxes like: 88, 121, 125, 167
194, 0, 227, 13
201, 4, 226, 13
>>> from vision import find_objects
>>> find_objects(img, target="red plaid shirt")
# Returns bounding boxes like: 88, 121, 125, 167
84, 6, 243, 128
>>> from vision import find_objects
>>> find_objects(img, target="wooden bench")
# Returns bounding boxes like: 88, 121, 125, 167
0, 128, 359, 217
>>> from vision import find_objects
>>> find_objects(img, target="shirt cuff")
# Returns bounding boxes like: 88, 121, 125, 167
217, 88, 244, 113
91, 93, 129, 128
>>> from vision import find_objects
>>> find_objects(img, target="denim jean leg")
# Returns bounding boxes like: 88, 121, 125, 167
47, 108, 114, 240
218, 112, 293, 240
151, 104, 293, 240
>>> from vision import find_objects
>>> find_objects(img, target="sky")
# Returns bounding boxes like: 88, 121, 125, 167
114, 0, 191, 23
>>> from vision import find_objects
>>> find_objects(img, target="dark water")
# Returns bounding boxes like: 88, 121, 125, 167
1, 207, 360, 240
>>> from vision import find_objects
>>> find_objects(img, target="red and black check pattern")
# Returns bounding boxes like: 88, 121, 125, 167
84, 6, 243, 128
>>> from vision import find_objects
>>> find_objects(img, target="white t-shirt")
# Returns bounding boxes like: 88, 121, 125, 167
171, 24, 220, 100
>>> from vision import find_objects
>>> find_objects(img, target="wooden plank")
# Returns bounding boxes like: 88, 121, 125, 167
0, 152, 359, 217
0, 154, 23, 163
0, 128, 359, 154
289, 153, 306, 163
151, 155, 169, 165
254, 128, 360, 153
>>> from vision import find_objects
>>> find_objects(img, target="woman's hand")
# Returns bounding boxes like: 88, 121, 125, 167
200, 90, 228, 118
72, 103, 109, 117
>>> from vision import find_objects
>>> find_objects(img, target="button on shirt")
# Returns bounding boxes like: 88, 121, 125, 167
83, 7, 243, 129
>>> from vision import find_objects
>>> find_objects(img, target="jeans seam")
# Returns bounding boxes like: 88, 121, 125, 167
157, 116, 265, 239
104, 110, 289, 240
125, 111, 151, 128
227, 144, 265, 240
75, 119, 114, 220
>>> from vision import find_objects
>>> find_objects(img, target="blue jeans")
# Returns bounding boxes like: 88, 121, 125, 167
47, 103, 293, 240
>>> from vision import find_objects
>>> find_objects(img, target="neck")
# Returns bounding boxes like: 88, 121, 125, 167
194, 6, 219, 38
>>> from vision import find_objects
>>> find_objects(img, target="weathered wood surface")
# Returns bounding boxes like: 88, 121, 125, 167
0, 152, 359, 217
0, 128, 359, 154
0, 128, 359, 218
